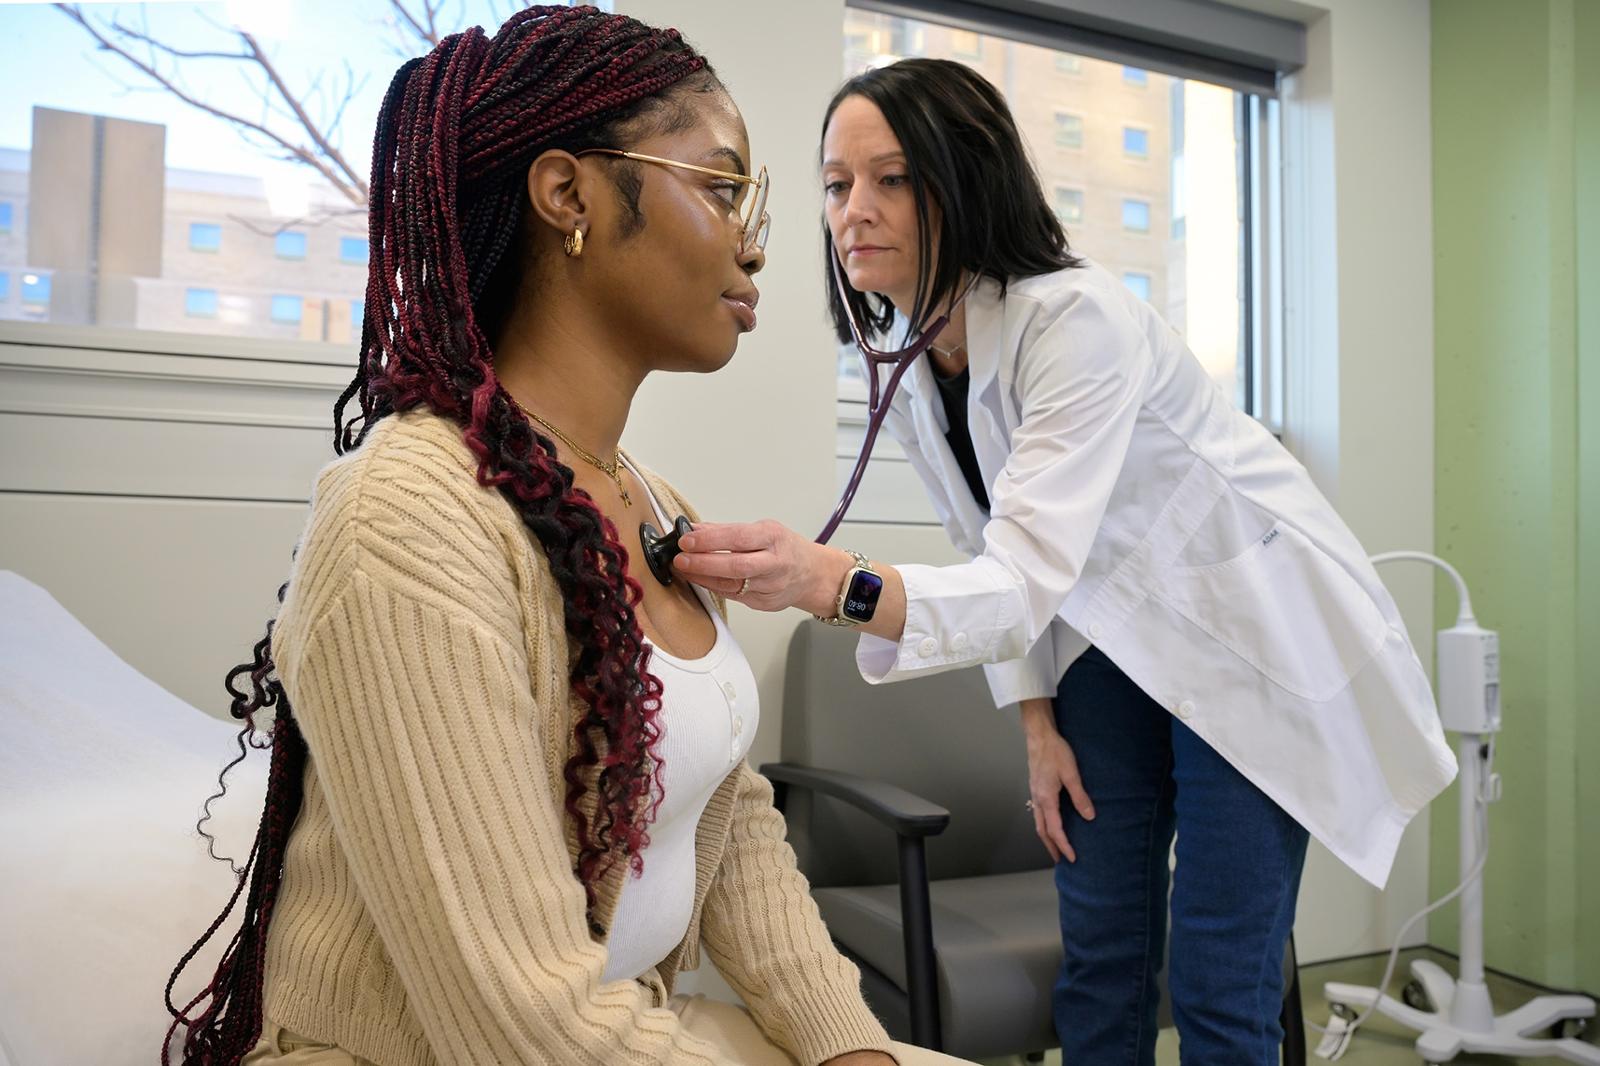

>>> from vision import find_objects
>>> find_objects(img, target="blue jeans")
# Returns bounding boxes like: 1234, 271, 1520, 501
1051, 646, 1309, 1066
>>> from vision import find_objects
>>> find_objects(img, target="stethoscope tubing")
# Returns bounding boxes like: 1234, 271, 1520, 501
816, 255, 981, 544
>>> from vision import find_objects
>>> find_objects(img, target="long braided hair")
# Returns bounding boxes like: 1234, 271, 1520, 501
163, 8, 717, 1062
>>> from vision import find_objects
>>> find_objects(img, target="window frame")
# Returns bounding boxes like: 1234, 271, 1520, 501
274, 231, 308, 261
184, 287, 219, 319
339, 236, 369, 265
1053, 185, 1085, 224
1121, 197, 1152, 233
269, 294, 304, 325
1122, 124, 1151, 160
1053, 110, 1085, 150
188, 222, 222, 253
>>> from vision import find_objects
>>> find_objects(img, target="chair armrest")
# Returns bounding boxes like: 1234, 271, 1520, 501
759, 762, 951, 839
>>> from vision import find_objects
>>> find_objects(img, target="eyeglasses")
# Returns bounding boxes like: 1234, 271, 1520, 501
576, 148, 770, 254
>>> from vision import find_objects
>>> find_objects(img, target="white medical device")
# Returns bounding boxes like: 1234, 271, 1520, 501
1318, 552, 1596, 1064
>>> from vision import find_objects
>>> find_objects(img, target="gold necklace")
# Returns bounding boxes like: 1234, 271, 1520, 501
513, 399, 631, 508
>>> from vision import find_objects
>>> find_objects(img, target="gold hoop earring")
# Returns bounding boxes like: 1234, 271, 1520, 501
563, 227, 585, 258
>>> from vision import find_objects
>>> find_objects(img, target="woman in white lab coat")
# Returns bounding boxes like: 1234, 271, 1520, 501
672, 59, 1457, 1065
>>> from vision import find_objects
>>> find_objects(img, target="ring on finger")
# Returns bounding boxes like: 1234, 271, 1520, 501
738, 577, 750, 596
1024, 800, 1034, 811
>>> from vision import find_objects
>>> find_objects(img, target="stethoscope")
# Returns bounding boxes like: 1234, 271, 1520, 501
639, 254, 980, 586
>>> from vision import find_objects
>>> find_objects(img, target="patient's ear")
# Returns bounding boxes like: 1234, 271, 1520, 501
526, 151, 592, 243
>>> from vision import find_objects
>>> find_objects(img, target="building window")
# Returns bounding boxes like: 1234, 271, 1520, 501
1123, 65, 1148, 86
1054, 54, 1082, 74
270, 294, 303, 324
0, 271, 9, 301
184, 287, 218, 318
1054, 111, 1084, 149
1123, 127, 1150, 158
339, 236, 368, 264
351, 298, 364, 330
1123, 272, 1153, 301
188, 222, 222, 252
1122, 199, 1151, 233
20, 272, 51, 305
0, 202, 12, 234
1054, 186, 1084, 224
275, 231, 307, 260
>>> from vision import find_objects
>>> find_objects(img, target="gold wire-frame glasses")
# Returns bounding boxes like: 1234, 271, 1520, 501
576, 148, 771, 253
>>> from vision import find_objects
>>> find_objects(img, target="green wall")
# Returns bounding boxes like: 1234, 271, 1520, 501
1432, 0, 1599, 991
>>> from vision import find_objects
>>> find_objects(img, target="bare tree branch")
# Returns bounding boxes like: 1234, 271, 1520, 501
389, 0, 443, 48
54, 0, 524, 211
54, 3, 367, 206
237, 29, 369, 200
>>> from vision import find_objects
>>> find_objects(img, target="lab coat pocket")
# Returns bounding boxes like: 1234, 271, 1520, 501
1154, 520, 1389, 702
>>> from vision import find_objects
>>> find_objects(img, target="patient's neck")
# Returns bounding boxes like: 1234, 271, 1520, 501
493, 298, 640, 459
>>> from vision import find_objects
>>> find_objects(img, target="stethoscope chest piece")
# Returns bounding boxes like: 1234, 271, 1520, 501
640, 515, 694, 587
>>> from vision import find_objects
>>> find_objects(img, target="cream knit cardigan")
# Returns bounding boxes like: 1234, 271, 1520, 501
260, 409, 892, 1065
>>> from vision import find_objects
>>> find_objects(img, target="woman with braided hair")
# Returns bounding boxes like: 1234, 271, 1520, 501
162, 8, 969, 1066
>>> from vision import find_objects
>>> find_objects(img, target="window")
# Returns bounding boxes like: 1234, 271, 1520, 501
20, 272, 50, 305
351, 298, 364, 329
949, 29, 982, 58
275, 231, 307, 260
2, 2, 622, 344
270, 294, 303, 324
0, 272, 9, 300
184, 287, 218, 317
188, 222, 221, 252
1054, 186, 1084, 224
1054, 111, 1084, 149
339, 236, 368, 264
839, 6, 1281, 525
1122, 199, 1151, 233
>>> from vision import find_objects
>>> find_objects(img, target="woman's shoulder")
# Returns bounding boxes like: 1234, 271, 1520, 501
279, 409, 531, 648
1003, 259, 1154, 351
1007, 257, 1132, 315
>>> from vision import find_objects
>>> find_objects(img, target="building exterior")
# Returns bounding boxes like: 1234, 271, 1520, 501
0, 107, 368, 346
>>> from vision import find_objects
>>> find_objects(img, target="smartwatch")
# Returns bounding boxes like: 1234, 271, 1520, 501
815, 549, 883, 627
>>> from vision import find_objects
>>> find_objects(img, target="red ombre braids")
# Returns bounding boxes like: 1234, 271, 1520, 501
165, 8, 717, 1063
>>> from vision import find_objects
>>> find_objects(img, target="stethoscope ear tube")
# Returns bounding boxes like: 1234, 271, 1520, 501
815, 256, 980, 544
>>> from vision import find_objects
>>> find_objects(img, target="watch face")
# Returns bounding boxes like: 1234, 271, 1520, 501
842, 569, 884, 623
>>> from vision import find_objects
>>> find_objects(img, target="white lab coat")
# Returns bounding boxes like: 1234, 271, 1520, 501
855, 260, 1456, 888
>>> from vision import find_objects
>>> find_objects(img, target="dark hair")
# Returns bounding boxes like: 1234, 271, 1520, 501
819, 57, 1082, 343
164, 7, 719, 1063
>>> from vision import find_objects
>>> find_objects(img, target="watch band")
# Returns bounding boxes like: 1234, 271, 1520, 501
815, 550, 872, 627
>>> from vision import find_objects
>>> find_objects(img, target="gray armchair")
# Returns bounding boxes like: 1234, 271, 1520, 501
764, 622, 1306, 1063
